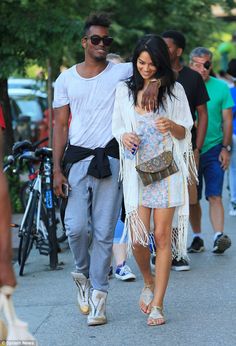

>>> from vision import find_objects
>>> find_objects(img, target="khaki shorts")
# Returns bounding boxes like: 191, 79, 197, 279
188, 150, 199, 205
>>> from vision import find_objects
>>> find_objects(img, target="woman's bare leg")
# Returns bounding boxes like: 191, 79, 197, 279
132, 206, 153, 313
148, 207, 175, 325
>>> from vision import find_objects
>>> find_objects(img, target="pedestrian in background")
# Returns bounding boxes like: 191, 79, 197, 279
161, 30, 209, 269
107, 53, 136, 282
226, 59, 236, 216
0, 104, 16, 289
188, 47, 233, 254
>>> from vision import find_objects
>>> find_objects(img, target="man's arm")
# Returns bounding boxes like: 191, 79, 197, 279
0, 128, 17, 288
219, 107, 233, 170
141, 77, 168, 112
53, 105, 70, 197
196, 103, 208, 150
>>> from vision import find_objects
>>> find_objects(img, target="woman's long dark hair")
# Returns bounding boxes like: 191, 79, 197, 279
127, 34, 176, 110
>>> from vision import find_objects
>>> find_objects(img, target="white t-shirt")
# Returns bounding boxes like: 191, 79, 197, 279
53, 62, 132, 148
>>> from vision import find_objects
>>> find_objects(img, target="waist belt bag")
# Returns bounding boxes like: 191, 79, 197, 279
135, 150, 179, 186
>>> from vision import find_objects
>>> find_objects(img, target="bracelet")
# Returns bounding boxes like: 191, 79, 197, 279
149, 78, 161, 88
222, 144, 231, 152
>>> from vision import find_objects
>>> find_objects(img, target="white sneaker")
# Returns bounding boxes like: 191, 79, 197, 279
87, 290, 107, 326
150, 254, 156, 274
71, 272, 91, 315
115, 261, 136, 281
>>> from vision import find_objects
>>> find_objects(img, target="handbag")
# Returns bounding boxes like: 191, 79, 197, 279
0, 286, 37, 346
135, 146, 179, 186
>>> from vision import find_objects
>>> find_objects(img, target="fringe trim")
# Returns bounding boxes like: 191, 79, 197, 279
172, 215, 189, 261
187, 143, 198, 185
118, 135, 125, 182
120, 209, 149, 254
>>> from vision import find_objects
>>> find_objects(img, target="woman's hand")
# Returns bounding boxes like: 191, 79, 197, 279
122, 132, 140, 152
155, 117, 173, 134
155, 117, 185, 139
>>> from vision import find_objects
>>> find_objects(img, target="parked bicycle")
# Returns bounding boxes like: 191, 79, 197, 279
19, 151, 67, 244
4, 139, 64, 275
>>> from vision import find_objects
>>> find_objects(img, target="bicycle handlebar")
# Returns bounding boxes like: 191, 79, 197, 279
32, 137, 49, 149
19, 151, 38, 163
3, 137, 49, 173
3, 153, 21, 172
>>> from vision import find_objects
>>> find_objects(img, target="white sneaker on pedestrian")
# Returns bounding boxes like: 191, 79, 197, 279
87, 289, 107, 326
229, 202, 236, 216
115, 261, 136, 281
71, 272, 91, 315
150, 254, 156, 275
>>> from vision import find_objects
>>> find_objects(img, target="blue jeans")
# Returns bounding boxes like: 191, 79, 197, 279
113, 218, 126, 244
198, 144, 225, 200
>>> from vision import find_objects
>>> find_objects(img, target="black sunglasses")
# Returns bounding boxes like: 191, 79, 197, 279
86, 35, 113, 46
203, 61, 211, 70
192, 59, 211, 70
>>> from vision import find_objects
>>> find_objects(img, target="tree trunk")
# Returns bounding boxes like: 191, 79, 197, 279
47, 58, 53, 148
0, 78, 14, 155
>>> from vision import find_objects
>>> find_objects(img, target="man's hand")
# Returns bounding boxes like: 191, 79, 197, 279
122, 132, 140, 152
141, 81, 160, 112
219, 148, 230, 171
53, 170, 69, 198
193, 148, 200, 170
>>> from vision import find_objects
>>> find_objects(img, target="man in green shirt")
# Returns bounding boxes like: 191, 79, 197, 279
188, 47, 233, 254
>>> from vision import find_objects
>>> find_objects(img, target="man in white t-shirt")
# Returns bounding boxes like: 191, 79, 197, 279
53, 13, 161, 326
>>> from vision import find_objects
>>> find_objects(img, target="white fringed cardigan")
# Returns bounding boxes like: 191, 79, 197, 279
112, 81, 197, 259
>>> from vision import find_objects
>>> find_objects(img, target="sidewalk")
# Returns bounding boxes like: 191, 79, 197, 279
11, 187, 236, 346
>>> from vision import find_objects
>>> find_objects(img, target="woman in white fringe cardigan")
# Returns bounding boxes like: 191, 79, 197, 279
112, 34, 195, 326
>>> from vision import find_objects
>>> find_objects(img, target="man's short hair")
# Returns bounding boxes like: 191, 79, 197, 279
162, 30, 186, 50
190, 47, 213, 61
83, 13, 111, 35
227, 59, 236, 77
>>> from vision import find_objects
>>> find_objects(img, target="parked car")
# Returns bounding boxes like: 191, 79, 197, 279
9, 88, 48, 142
8, 77, 46, 92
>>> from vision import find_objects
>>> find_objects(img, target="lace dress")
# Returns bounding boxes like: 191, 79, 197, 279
134, 111, 184, 209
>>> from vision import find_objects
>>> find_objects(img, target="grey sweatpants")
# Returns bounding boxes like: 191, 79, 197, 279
64, 157, 122, 292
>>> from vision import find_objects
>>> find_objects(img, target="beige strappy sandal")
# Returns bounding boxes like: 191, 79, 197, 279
147, 306, 165, 326
139, 284, 154, 314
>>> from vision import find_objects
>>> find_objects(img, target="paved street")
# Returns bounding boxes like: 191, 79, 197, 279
11, 186, 236, 346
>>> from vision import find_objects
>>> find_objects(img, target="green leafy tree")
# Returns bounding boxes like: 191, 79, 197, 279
0, 0, 85, 152
87, 0, 236, 59
1, 0, 235, 153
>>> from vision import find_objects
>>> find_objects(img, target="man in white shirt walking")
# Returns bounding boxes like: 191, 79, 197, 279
53, 13, 160, 326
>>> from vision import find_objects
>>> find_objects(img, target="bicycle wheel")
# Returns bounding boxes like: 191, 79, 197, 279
42, 190, 58, 269
41, 202, 67, 243
54, 198, 67, 243
20, 181, 31, 210
18, 191, 38, 276
18, 232, 34, 266
21, 182, 67, 242
55, 214, 67, 243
